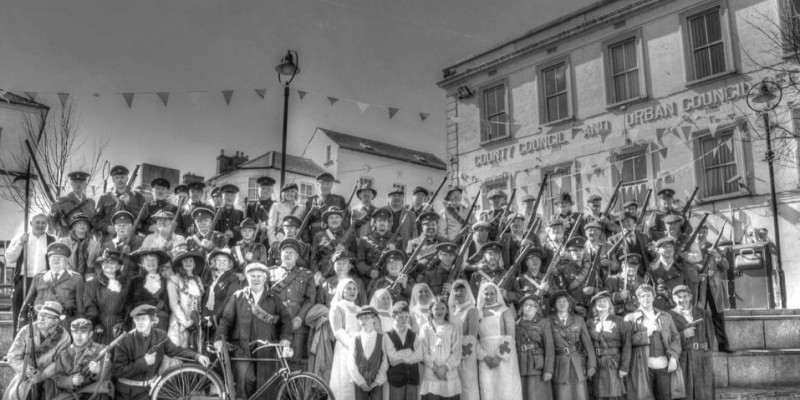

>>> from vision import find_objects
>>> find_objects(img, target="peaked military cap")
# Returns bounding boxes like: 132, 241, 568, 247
210, 187, 222, 197
316, 172, 335, 182
412, 186, 430, 196
152, 210, 174, 220
416, 211, 439, 225
444, 186, 463, 201
279, 238, 302, 252
478, 241, 503, 254
221, 184, 239, 194
387, 187, 405, 197
565, 236, 587, 249
187, 181, 206, 191
357, 184, 377, 199
110, 165, 129, 176
257, 176, 276, 186
69, 213, 92, 228
657, 188, 676, 198
70, 318, 93, 332
371, 207, 392, 220
239, 218, 257, 230
47, 242, 72, 257
281, 182, 298, 192
173, 184, 188, 195
112, 210, 135, 225
487, 189, 506, 199
584, 221, 603, 231
67, 171, 90, 181
282, 215, 302, 227
150, 177, 170, 189
436, 242, 458, 254
378, 249, 406, 265
191, 207, 214, 220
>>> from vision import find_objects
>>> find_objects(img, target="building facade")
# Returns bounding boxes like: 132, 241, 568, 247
305, 128, 448, 206
438, 0, 800, 307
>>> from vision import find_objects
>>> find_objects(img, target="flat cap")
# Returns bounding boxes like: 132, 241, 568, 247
244, 262, 270, 275
239, 218, 257, 230
587, 194, 603, 203
672, 285, 692, 296
356, 306, 378, 318
619, 211, 638, 222
129, 304, 157, 318
37, 301, 64, 318
623, 200, 638, 208
663, 214, 683, 225
281, 183, 298, 192
521, 194, 536, 203
657, 188, 676, 198
70, 318, 93, 332
487, 189, 506, 199
444, 186, 463, 200
472, 221, 491, 231
315, 172, 335, 182
590, 290, 612, 305
655, 237, 677, 248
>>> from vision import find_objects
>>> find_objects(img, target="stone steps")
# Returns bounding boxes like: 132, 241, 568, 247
713, 349, 800, 388
723, 309, 800, 351
718, 385, 800, 399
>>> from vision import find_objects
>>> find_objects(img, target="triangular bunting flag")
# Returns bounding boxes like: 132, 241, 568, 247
419, 112, 430, 121
659, 147, 669, 159
157, 92, 170, 107
297, 90, 307, 100
254, 89, 266, 99
24, 92, 37, 101
327, 96, 338, 106
356, 102, 369, 113
122, 93, 135, 109
57, 93, 69, 107
388, 107, 399, 119
709, 121, 720, 138
222, 90, 234, 106
188, 92, 203, 106
724, 138, 733, 154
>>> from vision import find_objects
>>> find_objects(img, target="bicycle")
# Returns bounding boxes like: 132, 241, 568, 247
149, 340, 334, 400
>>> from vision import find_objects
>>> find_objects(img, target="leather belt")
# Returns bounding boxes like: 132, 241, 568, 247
519, 343, 543, 353
596, 347, 620, 356
310, 222, 323, 228
689, 341, 709, 351
117, 377, 157, 387
559, 345, 580, 355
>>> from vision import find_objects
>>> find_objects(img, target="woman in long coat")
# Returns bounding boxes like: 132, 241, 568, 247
167, 250, 205, 350
516, 294, 555, 400
476, 282, 523, 400
448, 279, 480, 400
203, 248, 243, 327
586, 291, 631, 400
549, 290, 596, 400
125, 247, 171, 331
84, 250, 127, 345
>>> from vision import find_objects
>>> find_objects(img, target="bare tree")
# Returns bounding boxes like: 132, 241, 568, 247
0, 100, 108, 214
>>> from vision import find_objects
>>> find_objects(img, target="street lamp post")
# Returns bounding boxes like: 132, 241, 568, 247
275, 50, 300, 187
746, 78, 786, 309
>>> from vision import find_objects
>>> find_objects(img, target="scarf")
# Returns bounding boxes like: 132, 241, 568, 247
70, 231, 91, 275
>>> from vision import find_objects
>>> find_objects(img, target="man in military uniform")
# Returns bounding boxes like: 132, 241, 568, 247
177, 181, 209, 236
245, 176, 276, 244
439, 186, 473, 241
311, 206, 357, 279
553, 236, 594, 315
266, 215, 310, 268
50, 171, 96, 238
213, 184, 244, 242
21, 243, 85, 329
622, 200, 639, 226
215, 262, 293, 399
366, 249, 413, 303
101, 211, 144, 281
480, 189, 507, 241
515, 247, 554, 306
93, 165, 146, 241
418, 242, 460, 296
48, 318, 112, 400
171, 185, 189, 236
650, 237, 695, 311
406, 186, 429, 233
554, 192, 584, 238
267, 183, 306, 244
468, 242, 521, 305
542, 218, 566, 269
136, 177, 178, 235
405, 211, 449, 277
184, 207, 228, 259
356, 207, 402, 284
464, 220, 491, 264
605, 253, 646, 316
58, 213, 102, 278
584, 221, 619, 285
386, 187, 417, 251
112, 304, 209, 400
609, 211, 653, 277
304, 172, 348, 241
664, 214, 688, 246
269, 238, 316, 369
232, 218, 268, 267
351, 184, 377, 239
584, 194, 620, 239
209, 186, 223, 208
646, 188, 691, 241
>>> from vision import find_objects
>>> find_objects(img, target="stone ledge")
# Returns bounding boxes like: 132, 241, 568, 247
718, 385, 800, 399
714, 350, 800, 388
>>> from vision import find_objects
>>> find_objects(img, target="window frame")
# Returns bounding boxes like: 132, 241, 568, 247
537, 55, 575, 126
602, 29, 649, 109
298, 182, 315, 203
481, 175, 510, 210
611, 144, 653, 213
680, 1, 737, 86
541, 162, 578, 218
692, 124, 749, 202
392, 183, 406, 194
478, 78, 512, 145
358, 176, 374, 189
780, 0, 800, 58
247, 177, 259, 201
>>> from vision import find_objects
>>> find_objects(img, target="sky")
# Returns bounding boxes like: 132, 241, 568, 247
0, 0, 595, 184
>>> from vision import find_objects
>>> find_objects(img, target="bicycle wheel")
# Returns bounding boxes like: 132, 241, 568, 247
275, 372, 335, 400
150, 364, 225, 400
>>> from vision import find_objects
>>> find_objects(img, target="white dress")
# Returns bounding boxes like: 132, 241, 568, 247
329, 301, 361, 400
478, 306, 523, 400
166, 275, 203, 350
452, 304, 480, 400
419, 321, 462, 397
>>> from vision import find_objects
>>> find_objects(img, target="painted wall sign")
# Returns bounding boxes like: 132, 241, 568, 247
474, 130, 569, 167
626, 81, 750, 127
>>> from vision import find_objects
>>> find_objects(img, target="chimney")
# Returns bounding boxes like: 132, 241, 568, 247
183, 172, 205, 184
217, 149, 233, 174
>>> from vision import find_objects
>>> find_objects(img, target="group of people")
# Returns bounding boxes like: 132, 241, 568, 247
2, 164, 740, 400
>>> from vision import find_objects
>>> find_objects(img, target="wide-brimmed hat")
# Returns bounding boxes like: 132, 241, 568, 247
172, 250, 205, 274
207, 248, 237, 268
321, 206, 344, 222
357, 184, 377, 199
97, 249, 125, 264
130, 247, 171, 265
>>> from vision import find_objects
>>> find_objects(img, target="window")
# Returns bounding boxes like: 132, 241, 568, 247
694, 128, 743, 199
481, 176, 509, 210
612, 148, 650, 212
541, 164, 576, 217
359, 177, 374, 188
247, 177, 258, 200
479, 81, 509, 143
392, 183, 406, 194
298, 182, 315, 202
325, 145, 332, 163
781, 0, 800, 54
604, 32, 647, 106
538, 57, 573, 124
683, 4, 734, 83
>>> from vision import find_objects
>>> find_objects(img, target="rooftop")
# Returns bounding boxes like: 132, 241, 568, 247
318, 128, 447, 170
0, 90, 49, 111
208, 151, 326, 182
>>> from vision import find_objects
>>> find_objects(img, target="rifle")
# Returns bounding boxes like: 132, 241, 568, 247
453, 188, 482, 242
712, 220, 727, 249
23, 306, 38, 398
498, 244, 532, 289
171, 196, 187, 230
60, 198, 92, 227
496, 189, 517, 234
205, 206, 223, 241
24, 139, 56, 204
737, 223, 750, 244
603, 180, 624, 217
131, 202, 149, 235
423, 172, 450, 212
525, 175, 549, 233
115, 165, 140, 212
636, 189, 653, 229
298, 205, 318, 237
680, 213, 710, 253
537, 214, 583, 295
390, 239, 426, 290
445, 238, 472, 290
680, 187, 699, 219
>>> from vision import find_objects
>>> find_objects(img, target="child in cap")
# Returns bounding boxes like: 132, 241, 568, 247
348, 306, 389, 400
385, 301, 423, 400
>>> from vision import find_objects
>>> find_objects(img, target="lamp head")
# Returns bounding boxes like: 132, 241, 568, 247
747, 78, 781, 112
276, 50, 300, 85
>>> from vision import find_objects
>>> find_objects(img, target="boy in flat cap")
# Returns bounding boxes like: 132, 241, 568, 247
5, 301, 72, 400
50, 171, 96, 238
347, 306, 389, 399
646, 188, 691, 241
215, 262, 293, 399
113, 304, 209, 400
305, 172, 348, 241
136, 177, 178, 236
214, 184, 244, 242
21, 243, 85, 329
48, 318, 112, 400
356, 207, 403, 285
267, 183, 306, 245
93, 165, 146, 242
57, 213, 102, 278
232, 218, 268, 267
245, 176, 276, 242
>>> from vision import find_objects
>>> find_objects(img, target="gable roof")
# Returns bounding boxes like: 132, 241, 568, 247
208, 151, 326, 181
318, 128, 447, 170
